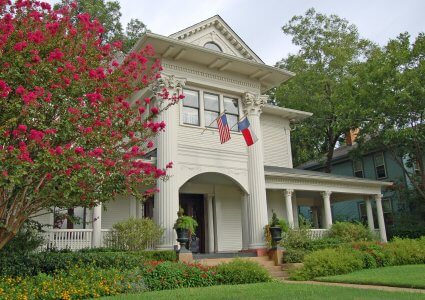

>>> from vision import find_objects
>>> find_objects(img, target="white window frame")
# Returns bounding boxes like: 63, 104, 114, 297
374, 152, 387, 179
353, 159, 364, 178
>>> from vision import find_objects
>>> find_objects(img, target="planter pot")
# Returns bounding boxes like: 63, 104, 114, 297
269, 226, 282, 243
176, 228, 190, 253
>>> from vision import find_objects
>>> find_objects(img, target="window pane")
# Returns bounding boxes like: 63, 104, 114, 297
205, 110, 218, 128
376, 165, 386, 178
382, 199, 392, 213
359, 203, 366, 217
227, 114, 238, 132
224, 97, 239, 114
354, 170, 364, 178
204, 93, 219, 111
182, 106, 199, 125
375, 153, 384, 166
183, 89, 199, 108
204, 42, 222, 52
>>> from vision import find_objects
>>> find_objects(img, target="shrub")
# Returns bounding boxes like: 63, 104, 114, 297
0, 220, 45, 255
216, 259, 271, 285
381, 237, 425, 266
283, 248, 308, 263
0, 250, 176, 277
0, 266, 145, 299
281, 226, 312, 250
291, 248, 365, 280
310, 237, 344, 251
140, 261, 218, 291
329, 222, 374, 242
107, 217, 164, 251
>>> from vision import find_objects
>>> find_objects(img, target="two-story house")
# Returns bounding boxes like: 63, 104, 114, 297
35, 16, 392, 253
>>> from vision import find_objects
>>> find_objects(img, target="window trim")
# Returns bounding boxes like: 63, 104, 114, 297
180, 86, 242, 134
352, 159, 364, 178
182, 88, 200, 126
223, 96, 240, 132
374, 152, 388, 179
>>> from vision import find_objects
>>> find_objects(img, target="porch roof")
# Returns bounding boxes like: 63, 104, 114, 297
264, 165, 392, 194
265, 165, 392, 186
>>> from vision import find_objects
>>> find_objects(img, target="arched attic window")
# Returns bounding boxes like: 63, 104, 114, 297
204, 42, 222, 52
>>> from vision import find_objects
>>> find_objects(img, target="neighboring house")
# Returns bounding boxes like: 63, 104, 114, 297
33, 16, 391, 252
298, 133, 407, 231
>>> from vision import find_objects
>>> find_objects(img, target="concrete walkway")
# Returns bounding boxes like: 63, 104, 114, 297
282, 279, 425, 294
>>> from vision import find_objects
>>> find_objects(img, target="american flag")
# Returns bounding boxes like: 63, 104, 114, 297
217, 114, 231, 144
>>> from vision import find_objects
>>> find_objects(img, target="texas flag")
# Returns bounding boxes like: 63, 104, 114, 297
237, 117, 258, 146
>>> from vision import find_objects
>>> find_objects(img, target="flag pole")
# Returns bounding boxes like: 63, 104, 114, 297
201, 110, 227, 135
229, 113, 248, 131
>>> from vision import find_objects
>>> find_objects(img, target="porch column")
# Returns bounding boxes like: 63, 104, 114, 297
241, 193, 250, 250
242, 92, 269, 249
365, 196, 375, 231
92, 203, 102, 248
153, 75, 186, 250
207, 194, 215, 253
311, 207, 319, 228
375, 194, 388, 242
284, 189, 294, 228
321, 191, 333, 229
292, 194, 299, 228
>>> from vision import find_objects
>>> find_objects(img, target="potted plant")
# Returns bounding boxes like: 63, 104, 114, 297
265, 211, 288, 248
174, 206, 198, 252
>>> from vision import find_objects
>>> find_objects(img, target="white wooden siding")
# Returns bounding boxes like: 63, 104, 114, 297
216, 186, 242, 252
102, 196, 132, 229
266, 189, 287, 222
261, 114, 291, 168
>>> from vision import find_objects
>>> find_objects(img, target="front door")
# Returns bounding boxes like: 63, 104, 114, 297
179, 194, 205, 253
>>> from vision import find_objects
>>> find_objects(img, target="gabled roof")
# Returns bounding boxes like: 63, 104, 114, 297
169, 15, 264, 64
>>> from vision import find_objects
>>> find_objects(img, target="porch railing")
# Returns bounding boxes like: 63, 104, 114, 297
307, 229, 329, 240
41, 229, 93, 251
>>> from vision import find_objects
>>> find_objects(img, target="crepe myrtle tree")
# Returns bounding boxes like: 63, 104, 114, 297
0, 0, 181, 249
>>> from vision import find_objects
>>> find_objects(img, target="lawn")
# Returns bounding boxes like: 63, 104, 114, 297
101, 282, 425, 300
318, 264, 425, 289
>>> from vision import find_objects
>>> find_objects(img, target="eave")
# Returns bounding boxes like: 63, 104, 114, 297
132, 33, 294, 93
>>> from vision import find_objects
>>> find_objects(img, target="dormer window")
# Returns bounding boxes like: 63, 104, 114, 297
204, 42, 222, 52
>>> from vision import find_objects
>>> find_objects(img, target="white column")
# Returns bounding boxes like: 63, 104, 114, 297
129, 197, 137, 218
153, 75, 186, 250
241, 193, 250, 250
243, 93, 269, 249
365, 196, 375, 231
375, 194, 388, 242
207, 194, 215, 253
292, 194, 299, 228
321, 191, 333, 229
92, 204, 102, 248
284, 189, 294, 228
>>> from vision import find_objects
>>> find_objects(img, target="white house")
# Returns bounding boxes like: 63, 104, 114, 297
36, 16, 391, 252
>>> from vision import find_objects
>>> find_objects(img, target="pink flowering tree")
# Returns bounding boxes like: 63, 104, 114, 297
0, 0, 177, 249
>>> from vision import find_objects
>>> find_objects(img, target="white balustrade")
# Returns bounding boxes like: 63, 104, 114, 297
307, 229, 329, 240
42, 229, 93, 251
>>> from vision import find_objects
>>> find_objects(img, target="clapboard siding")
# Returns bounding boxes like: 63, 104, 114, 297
266, 190, 287, 222
216, 186, 242, 252
102, 196, 132, 229
261, 114, 291, 168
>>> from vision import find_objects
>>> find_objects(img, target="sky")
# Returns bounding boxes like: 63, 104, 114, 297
49, 0, 425, 65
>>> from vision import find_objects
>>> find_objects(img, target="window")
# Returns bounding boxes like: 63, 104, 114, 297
204, 93, 220, 128
182, 89, 200, 125
374, 152, 387, 179
224, 97, 239, 131
204, 42, 222, 52
353, 160, 364, 178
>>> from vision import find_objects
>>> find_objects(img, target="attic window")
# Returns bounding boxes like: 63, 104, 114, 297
204, 42, 222, 52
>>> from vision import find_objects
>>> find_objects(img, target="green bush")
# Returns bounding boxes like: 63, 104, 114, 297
381, 237, 425, 266
106, 217, 164, 251
283, 248, 308, 263
281, 226, 312, 250
0, 220, 45, 255
216, 259, 271, 285
0, 250, 176, 277
291, 248, 365, 280
0, 266, 145, 299
140, 261, 218, 291
329, 222, 374, 242
310, 237, 344, 251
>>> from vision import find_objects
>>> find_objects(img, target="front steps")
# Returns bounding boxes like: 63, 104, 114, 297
196, 254, 289, 280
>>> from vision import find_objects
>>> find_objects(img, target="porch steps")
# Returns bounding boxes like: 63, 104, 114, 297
195, 255, 289, 280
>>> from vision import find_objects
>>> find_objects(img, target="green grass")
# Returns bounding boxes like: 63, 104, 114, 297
318, 264, 425, 289
101, 282, 425, 300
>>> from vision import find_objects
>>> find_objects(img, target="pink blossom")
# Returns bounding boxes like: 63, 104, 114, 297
74, 147, 84, 155
13, 41, 28, 51
138, 107, 145, 114
48, 48, 64, 61
55, 146, 63, 155
0, 80, 11, 98
17, 124, 27, 132
147, 140, 154, 148
151, 107, 159, 114
93, 148, 103, 156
